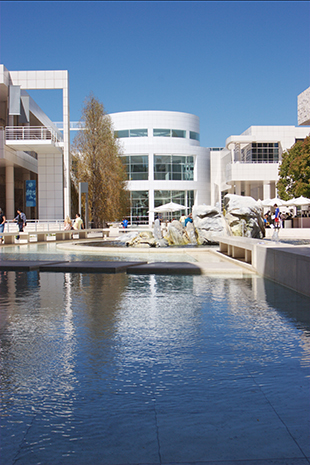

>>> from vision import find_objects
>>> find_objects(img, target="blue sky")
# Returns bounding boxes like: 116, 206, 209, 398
1, 1, 309, 147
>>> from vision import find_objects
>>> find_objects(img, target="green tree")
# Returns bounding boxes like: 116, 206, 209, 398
72, 94, 129, 227
277, 135, 310, 200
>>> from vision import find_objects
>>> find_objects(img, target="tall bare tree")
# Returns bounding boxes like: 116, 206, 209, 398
72, 94, 129, 227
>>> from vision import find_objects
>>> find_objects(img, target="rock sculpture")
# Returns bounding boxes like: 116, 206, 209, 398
223, 194, 265, 238
164, 220, 192, 246
192, 205, 225, 244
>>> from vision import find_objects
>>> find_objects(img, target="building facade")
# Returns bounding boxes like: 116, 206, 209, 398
0, 65, 70, 220
1, 63, 309, 224
210, 125, 310, 208
110, 111, 210, 224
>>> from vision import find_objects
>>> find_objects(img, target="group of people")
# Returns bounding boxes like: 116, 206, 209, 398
0, 209, 84, 245
263, 204, 294, 229
64, 214, 84, 231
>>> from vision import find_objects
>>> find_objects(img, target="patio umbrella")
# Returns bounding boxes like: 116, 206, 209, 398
284, 196, 310, 228
261, 197, 287, 207
284, 196, 310, 207
151, 202, 189, 213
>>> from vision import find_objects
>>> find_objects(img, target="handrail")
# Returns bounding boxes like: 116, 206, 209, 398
5, 126, 62, 144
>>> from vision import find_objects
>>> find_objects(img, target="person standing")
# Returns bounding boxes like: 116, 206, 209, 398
0, 208, 6, 244
14, 209, 27, 240
184, 213, 193, 227
274, 204, 280, 228
73, 213, 84, 230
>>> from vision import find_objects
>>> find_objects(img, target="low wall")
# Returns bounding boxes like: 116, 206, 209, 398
255, 244, 310, 297
216, 233, 310, 297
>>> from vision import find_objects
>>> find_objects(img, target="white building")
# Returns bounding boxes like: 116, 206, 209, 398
110, 111, 210, 224
0, 65, 70, 220
1, 63, 309, 224
210, 125, 310, 208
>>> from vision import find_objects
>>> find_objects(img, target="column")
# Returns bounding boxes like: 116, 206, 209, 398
235, 181, 242, 195
263, 181, 271, 200
6, 165, 14, 219
63, 72, 71, 219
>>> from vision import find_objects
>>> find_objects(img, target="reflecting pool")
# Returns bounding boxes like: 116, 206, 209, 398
1, 266, 309, 464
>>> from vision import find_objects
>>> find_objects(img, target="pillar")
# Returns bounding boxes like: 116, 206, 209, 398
6, 165, 14, 219
263, 181, 271, 200
63, 72, 71, 219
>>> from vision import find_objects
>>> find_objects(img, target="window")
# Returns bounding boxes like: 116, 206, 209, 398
115, 129, 147, 138
129, 129, 148, 137
190, 131, 200, 141
154, 155, 194, 181
153, 129, 171, 137
121, 155, 148, 180
242, 142, 280, 163
153, 129, 186, 138
130, 191, 149, 224
115, 130, 129, 138
172, 129, 186, 138
154, 190, 194, 215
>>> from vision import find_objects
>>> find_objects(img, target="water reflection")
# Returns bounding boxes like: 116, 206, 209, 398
0, 271, 309, 465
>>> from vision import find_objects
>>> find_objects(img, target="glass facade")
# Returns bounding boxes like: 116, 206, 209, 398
153, 129, 186, 138
242, 143, 279, 163
129, 191, 149, 224
190, 131, 200, 141
115, 129, 148, 138
121, 155, 148, 180
154, 155, 194, 181
154, 190, 195, 215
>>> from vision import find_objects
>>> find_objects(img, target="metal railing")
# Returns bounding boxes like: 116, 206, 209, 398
4, 219, 66, 233
5, 126, 62, 144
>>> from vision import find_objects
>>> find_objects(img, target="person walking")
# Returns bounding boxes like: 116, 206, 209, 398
14, 209, 27, 240
0, 208, 6, 244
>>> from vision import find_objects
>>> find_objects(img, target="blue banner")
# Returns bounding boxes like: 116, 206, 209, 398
26, 180, 36, 207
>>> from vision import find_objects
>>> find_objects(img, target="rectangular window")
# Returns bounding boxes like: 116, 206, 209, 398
241, 143, 280, 163
129, 129, 148, 137
190, 131, 200, 141
115, 130, 129, 138
130, 191, 149, 225
154, 190, 194, 216
154, 155, 194, 181
153, 129, 171, 137
172, 129, 186, 138
121, 155, 148, 180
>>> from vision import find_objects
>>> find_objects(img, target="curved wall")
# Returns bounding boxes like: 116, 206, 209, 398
109, 111, 210, 225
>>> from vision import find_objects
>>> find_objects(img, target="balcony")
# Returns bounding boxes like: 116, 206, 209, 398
5, 126, 63, 154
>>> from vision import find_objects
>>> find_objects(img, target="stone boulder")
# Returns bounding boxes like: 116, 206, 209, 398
192, 205, 225, 244
126, 231, 157, 247
164, 220, 192, 246
223, 194, 265, 238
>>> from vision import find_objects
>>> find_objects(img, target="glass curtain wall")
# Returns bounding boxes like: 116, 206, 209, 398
242, 143, 280, 163
154, 190, 194, 220
121, 155, 148, 180
130, 191, 149, 225
154, 155, 194, 181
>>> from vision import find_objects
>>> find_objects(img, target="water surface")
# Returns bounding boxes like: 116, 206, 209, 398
1, 269, 309, 465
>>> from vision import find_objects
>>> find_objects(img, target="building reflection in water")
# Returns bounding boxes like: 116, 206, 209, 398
0, 270, 309, 464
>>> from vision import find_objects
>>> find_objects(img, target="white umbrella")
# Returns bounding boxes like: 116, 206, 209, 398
151, 202, 189, 213
284, 196, 310, 207
285, 196, 310, 228
261, 197, 287, 207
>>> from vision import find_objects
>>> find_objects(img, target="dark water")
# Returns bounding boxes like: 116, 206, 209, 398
1, 270, 309, 465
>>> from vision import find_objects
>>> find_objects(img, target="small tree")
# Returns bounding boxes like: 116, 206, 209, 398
72, 94, 129, 227
277, 135, 310, 200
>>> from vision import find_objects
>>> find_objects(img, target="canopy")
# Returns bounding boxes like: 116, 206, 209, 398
284, 196, 310, 207
261, 198, 287, 207
151, 202, 189, 213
